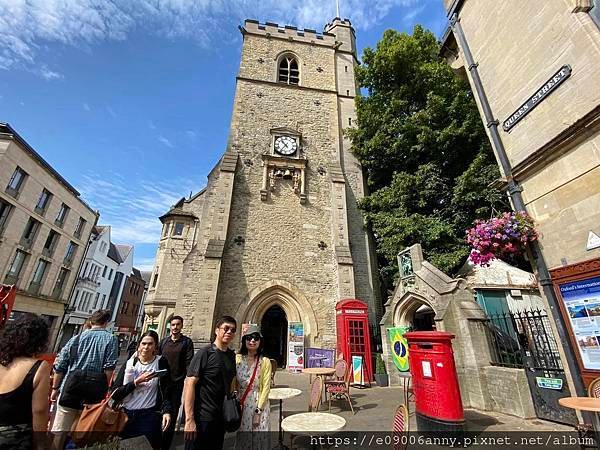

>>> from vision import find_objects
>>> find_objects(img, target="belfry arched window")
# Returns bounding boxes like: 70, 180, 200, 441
278, 55, 299, 85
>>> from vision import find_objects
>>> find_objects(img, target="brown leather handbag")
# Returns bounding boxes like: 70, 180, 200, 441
71, 394, 128, 447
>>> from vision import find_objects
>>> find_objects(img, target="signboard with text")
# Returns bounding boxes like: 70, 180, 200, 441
559, 276, 600, 371
287, 322, 304, 372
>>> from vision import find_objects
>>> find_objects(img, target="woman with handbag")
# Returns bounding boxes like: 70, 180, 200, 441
0, 314, 51, 450
235, 325, 272, 450
111, 330, 173, 449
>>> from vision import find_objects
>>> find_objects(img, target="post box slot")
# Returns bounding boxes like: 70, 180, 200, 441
416, 343, 434, 349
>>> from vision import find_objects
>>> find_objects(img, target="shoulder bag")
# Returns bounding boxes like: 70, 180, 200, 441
214, 346, 242, 432
71, 391, 128, 447
59, 334, 109, 409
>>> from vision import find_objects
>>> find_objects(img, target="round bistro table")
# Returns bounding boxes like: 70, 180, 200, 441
282, 412, 346, 449
302, 367, 336, 384
269, 387, 302, 450
559, 397, 600, 412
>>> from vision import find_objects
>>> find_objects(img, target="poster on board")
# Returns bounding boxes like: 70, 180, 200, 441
352, 355, 365, 385
287, 322, 304, 372
306, 348, 335, 368
560, 276, 600, 371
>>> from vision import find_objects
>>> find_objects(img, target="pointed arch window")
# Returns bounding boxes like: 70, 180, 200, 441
278, 55, 299, 85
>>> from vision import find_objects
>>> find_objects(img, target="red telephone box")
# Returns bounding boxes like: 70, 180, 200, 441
335, 299, 373, 381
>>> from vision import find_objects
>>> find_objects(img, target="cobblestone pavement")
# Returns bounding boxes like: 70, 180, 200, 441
168, 369, 574, 449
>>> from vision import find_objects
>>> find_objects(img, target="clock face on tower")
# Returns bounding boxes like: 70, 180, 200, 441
274, 136, 298, 156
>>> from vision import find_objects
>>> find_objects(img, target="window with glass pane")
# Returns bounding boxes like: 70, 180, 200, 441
21, 218, 40, 248
55, 203, 70, 226
0, 200, 13, 233
43, 230, 59, 257
6, 166, 27, 196
29, 259, 49, 294
64, 241, 77, 265
278, 56, 299, 85
591, 0, 600, 27
5, 250, 28, 284
174, 222, 184, 235
35, 189, 52, 214
53, 268, 70, 299
74, 217, 86, 238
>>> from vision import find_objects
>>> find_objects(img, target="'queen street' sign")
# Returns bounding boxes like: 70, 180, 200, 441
503, 65, 572, 132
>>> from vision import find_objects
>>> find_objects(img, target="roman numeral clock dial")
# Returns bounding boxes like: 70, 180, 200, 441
274, 136, 297, 156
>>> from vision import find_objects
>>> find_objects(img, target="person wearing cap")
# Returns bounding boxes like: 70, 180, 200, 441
235, 324, 272, 449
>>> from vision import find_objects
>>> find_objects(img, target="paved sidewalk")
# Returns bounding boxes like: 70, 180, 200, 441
171, 369, 572, 449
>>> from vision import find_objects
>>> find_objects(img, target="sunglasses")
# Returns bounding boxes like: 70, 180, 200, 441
245, 334, 261, 342
220, 326, 237, 334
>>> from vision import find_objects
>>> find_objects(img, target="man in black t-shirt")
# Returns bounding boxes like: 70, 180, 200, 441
159, 315, 194, 449
184, 315, 237, 450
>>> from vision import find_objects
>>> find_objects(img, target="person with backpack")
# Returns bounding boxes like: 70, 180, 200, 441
183, 316, 237, 450
158, 315, 194, 449
111, 330, 173, 450
50, 310, 118, 450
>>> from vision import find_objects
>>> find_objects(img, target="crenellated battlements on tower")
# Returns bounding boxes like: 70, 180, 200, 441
241, 19, 337, 47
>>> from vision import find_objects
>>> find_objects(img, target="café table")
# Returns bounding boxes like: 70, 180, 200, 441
282, 412, 346, 449
558, 397, 600, 449
269, 387, 302, 450
302, 367, 336, 384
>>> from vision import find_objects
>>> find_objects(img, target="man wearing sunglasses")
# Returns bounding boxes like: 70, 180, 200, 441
184, 315, 237, 450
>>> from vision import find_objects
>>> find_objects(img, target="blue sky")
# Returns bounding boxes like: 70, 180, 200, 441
0, 0, 447, 271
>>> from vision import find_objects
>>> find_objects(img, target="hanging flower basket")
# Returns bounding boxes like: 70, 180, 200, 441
466, 211, 539, 266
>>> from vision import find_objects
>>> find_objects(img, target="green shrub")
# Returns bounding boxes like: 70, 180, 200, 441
375, 353, 387, 374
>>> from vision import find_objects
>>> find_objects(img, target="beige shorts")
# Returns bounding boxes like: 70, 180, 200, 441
51, 404, 81, 433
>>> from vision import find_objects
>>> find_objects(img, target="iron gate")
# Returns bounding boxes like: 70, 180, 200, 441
483, 309, 577, 425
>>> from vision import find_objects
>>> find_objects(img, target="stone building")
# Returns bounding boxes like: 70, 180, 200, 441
441, 0, 600, 401
144, 17, 381, 363
0, 123, 98, 345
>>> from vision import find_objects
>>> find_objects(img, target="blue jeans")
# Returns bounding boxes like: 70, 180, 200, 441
122, 407, 161, 449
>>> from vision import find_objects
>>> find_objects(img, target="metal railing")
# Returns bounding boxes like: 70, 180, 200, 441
482, 309, 563, 370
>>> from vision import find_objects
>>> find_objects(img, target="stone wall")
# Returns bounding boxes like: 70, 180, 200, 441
482, 366, 536, 419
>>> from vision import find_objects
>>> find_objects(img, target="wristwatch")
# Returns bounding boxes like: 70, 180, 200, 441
254, 408, 262, 414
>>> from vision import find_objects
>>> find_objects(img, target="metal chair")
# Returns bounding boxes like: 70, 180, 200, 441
270, 358, 277, 387
325, 359, 355, 414
393, 404, 409, 450
308, 376, 323, 412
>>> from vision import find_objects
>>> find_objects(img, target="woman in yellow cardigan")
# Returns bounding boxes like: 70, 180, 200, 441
235, 324, 272, 449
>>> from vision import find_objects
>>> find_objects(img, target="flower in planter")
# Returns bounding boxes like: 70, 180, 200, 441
466, 211, 538, 266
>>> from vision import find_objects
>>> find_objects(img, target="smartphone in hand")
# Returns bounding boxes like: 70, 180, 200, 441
153, 368, 168, 377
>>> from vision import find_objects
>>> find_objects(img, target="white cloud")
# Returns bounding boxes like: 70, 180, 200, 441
83, 102, 91, 111
135, 257, 156, 272
0, 0, 431, 74
106, 105, 117, 118
158, 135, 174, 148
39, 66, 63, 80
77, 172, 199, 247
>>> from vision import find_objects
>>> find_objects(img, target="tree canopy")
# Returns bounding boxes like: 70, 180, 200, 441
348, 26, 506, 282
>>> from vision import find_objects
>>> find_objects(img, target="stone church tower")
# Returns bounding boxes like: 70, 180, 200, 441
144, 18, 381, 361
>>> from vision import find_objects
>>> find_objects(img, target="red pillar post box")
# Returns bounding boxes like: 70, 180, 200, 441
404, 331, 464, 431
335, 299, 373, 381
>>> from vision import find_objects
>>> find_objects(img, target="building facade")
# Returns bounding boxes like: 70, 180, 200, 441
114, 267, 146, 348
60, 226, 134, 346
442, 0, 600, 391
0, 123, 98, 345
144, 17, 381, 364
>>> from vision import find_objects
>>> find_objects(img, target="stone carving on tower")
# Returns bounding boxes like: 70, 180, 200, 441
143, 17, 382, 359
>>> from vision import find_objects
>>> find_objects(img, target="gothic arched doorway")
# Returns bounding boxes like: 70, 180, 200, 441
261, 305, 288, 367
394, 294, 437, 332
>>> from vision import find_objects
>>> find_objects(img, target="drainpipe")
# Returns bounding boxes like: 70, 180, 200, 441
450, 14, 587, 401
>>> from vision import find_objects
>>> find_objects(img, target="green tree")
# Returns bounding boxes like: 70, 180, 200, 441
348, 26, 506, 281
